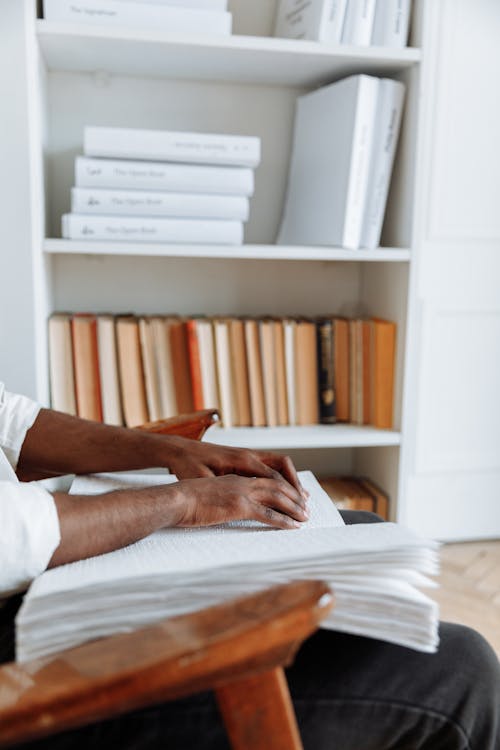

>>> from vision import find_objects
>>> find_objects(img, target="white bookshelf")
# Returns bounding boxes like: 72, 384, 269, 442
44, 239, 411, 262
2, 0, 424, 523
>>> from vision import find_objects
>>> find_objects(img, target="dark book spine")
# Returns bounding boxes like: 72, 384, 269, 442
316, 319, 336, 424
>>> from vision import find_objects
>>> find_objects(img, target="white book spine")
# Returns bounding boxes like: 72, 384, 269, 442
71, 187, 250, 221
341, 0, 377, 45
84, 127, 261, 168
371, 0, 411, 48
119, 0, 228, 10
343, 76, 379, 249
61, 214, 244, 244
43, 0, 232, 35
361, 79, 405, 249
324, 0, 349, 43
75, 157, 254, 196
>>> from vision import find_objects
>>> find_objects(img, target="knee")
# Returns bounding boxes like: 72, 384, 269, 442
340, 510, 384, 525
439, 622, 500, 701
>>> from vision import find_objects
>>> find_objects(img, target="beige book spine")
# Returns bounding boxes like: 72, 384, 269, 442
244, 319, 266, 427
48, 313, 77, 416
229, 318, 251, 427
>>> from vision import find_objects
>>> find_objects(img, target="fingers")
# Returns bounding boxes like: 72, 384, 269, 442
248, 478, 309, 523
255, 452, 306, 499
248, 500, 303, 530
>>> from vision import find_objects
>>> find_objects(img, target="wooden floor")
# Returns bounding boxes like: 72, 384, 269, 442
431, 540, 500, 657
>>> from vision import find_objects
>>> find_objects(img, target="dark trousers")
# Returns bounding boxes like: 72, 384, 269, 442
1, 512, 499, 750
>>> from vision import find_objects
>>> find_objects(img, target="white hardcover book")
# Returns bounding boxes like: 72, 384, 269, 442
61, 214, 244, 245
43, 0, 232, 35
84, 127, 261, 168
97, 315, 123, 425
71, 187, 249, 221
75, 157, 255, 196
278, 74, 379, 249
120, 0, 228, 9
371, 0, 411, 48
341, 0, 377, 45
274, 0, 347, 44
361, 78, 405, 249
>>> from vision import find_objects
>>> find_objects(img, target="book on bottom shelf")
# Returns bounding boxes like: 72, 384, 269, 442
15, 470, 439, 662
48, 313, 77, 416
319, 475, 390, 519
115, 316, 149, 428
71, 314, 103, 422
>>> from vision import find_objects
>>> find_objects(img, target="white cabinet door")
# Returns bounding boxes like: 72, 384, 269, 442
401, 0, 500, 540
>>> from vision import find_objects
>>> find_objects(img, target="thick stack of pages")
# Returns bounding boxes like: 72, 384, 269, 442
17, 472, 439, 661
44, 0, 233, 35
62, 125, 260, 245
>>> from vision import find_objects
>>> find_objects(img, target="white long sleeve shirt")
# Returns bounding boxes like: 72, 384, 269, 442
0, 383, 60, 598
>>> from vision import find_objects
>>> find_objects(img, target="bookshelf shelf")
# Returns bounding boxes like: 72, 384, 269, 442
43, 239, 411, 262
36, 21, 421, 87
204, 425, 402, 450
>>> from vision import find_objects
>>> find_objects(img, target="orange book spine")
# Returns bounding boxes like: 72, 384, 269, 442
186, 319, 204, 411
71, 314, 103, 422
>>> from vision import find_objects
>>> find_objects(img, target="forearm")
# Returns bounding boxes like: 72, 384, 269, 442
17, 408, 184, 480
49, 483, 183, 567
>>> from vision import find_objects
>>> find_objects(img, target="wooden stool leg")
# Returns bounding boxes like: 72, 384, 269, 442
216, 667, 303, 750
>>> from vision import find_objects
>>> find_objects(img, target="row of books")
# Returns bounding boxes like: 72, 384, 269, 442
48, 312, 396, 430
43, 0, 232, 35
278, 73, 405, 250
62, 126, 261, 245
275, 0, 411, 49
319, 475, 389, 519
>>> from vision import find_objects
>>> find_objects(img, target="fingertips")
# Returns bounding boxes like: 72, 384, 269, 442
251, 502, 303, 530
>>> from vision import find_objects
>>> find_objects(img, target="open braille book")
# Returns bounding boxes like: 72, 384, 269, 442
16, 471, 439, 661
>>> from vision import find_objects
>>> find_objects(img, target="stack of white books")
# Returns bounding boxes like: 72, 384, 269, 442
274, 0, 412, 48
16, 471, 440, 661
43, 0, 233, 36
277, 74, 405, 250
62, 126, 261, 245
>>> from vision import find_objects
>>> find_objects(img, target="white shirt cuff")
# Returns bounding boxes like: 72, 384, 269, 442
0, 482, 61, 597
0, 385, 41, 469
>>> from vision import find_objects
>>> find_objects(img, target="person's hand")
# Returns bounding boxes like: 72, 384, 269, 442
164, 437, 307, 499
168, 474, 309, 530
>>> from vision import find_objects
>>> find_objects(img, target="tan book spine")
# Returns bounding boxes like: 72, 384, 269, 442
294, 320, 319, 426
362, 319, 371, 425
244, 319, 266, 427
198, 319, 219, 410
116, 316, 149, 427
370, 317, 396, 428
229, 318, 251, 427
71, 314, 103, 422
151, 317, 177, 418
214, 318, 236, 427
96, 315, 123, 426
283, 319, 297, 425
169, 318, 193, 414
334, 318, 350, 422
259, 319, 278, 427
139, 317, 163, 422
48, 313, 77, 416
273, 319, 289, 426
359, 477, 390, 520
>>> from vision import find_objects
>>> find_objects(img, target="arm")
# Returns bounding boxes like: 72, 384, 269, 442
50, 474, 309, 568
17, 408, 304, 495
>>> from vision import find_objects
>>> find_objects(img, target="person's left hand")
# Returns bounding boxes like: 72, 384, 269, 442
163, 436, 307, 499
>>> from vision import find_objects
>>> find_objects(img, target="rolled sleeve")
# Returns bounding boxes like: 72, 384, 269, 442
0, 482, 61, 597
0, 383, 41, 469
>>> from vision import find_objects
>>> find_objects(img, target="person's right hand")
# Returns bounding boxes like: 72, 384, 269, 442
167, 474, 310, 530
